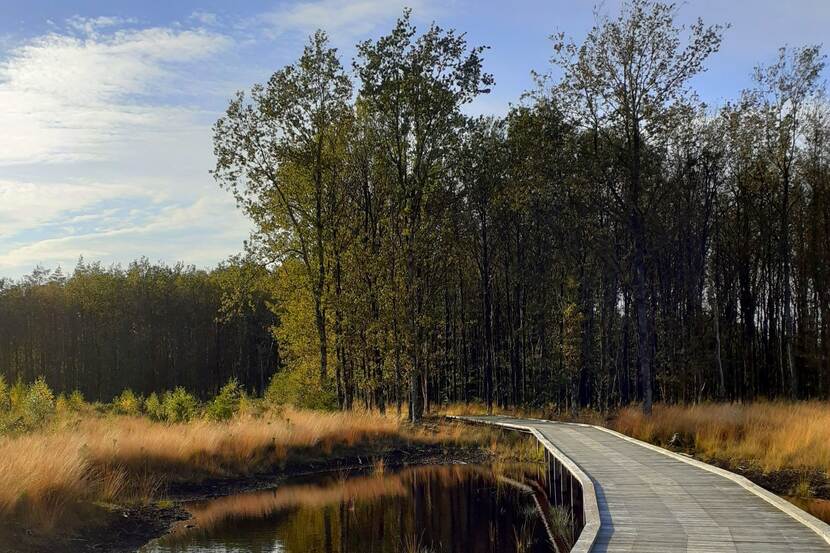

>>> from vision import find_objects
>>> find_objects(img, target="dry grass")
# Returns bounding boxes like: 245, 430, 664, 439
442, 400, 830, 476
612, 402, 830, 474
0, 406, 444, 527
440, 402, 606, 426
0, 403, 549, 529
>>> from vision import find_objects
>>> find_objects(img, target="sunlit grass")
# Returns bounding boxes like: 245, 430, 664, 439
0, 405, 522, 528
612, 401, 830, 473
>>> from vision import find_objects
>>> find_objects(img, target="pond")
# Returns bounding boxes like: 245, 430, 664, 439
140, 464, 562, 553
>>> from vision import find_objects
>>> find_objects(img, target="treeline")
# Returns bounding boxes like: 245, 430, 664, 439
0, 259, 277, 400
214, 0, 830, 420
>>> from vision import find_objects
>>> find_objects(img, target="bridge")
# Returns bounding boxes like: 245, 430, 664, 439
456, 415, 830, 553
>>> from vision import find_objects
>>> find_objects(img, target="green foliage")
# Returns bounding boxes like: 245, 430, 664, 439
144, 392, 165, 421
0, 259, 277, 404
68, 390, 86, 411
22, 377, 55, 428
9, 378, 26, 412
0, 375, 9, 412
266, 369, 337, 411
162, 387, 198, 423
237, 392, 256, 417
206, 377, 242, 421
113, 389, 142, 416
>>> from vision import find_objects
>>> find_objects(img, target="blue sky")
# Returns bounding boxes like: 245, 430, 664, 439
1, 0, 828, 279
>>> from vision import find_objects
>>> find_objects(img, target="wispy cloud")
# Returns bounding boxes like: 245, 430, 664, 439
66, 15, 138, 36
189, 11, 219, 26
0, 15, 249, 278
0, 23, 231, 165
258, 0, 435, 41
0, 179, 160, 237
0, 192, 250, 273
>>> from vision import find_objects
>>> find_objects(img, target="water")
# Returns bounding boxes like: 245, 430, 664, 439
786, 496, 830, 525
141, 465, 556, 553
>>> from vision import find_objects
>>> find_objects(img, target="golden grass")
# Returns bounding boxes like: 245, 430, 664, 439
0, 406, 518, 528
442, 400, 830, 480
0, 407, 425, 525
440, 402, 606, 425
612, 401, 830, 473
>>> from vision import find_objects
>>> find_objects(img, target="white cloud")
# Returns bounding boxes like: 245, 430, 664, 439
0, 24, 231, 165
0, 17, 250, 279
0, 192, 250, 274
66, 15, 138, 36
0, 179, 159, 236
190, 11, 219, 26
259, 0, 433, 40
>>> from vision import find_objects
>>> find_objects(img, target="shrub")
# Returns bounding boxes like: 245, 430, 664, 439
23, 377, 55, 428
266, 369, 337, 411
162, 387, 198, 423
144, 392, 165, 421
9, 377, 26, 412
57, 389, 87, 416
237, 392, 256, 417
55, 393, 69, 414
113, 389, 142, 416
68, 390, 86, 411
0, 376, 9, 412
206, 378, 242, 421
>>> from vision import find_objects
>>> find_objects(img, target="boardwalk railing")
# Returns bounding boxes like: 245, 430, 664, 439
450, 416, 601, 553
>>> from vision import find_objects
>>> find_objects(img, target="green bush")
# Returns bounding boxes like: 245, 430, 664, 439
145, 392, 165, 421
162, 387, 198, 422
265, 369, 337, 410
9, 378, 26, 412
68, 390, 86, 411
0, 375, 9, 412
206, 378, 242, 421
113, 388, 142, 415
56, 389, 87, 415
23, 377, 55, 428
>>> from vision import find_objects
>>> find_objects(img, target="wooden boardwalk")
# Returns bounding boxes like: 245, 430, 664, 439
460, 416, 830, 553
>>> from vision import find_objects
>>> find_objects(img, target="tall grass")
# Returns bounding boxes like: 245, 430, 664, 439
612, 402, 830, 473
0, 404, 493, 527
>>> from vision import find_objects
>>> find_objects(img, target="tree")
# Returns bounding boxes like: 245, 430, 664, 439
213, 31, 352, 387
751, 46, 826, 398
459, 117, 507, 413
550, 0, 725, 414
354, 10, 493, 421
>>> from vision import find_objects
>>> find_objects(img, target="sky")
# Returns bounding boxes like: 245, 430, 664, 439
0, 0, 828, 279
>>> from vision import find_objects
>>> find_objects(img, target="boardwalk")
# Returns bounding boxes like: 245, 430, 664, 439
460, 416, 830, 553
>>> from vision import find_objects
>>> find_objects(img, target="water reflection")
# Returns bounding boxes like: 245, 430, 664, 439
786, 496, 830, 525
141, 465, 554, 553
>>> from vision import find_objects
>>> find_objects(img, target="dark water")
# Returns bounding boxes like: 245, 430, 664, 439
786, 496, 830, 524
141, 465, 556, 553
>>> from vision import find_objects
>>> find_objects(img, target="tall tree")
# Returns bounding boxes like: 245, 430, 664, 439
550, 0, 725, 414
213, 31, 352, 386
354, 10, 493, 421
751, 46, 826, 398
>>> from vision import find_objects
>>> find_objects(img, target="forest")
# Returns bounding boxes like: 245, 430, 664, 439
1, 0, 829, 421
0, 259, 277, 399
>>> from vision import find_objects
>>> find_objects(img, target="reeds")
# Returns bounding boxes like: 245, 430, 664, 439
0, 407, 414, 526
612, 401, 830, 473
